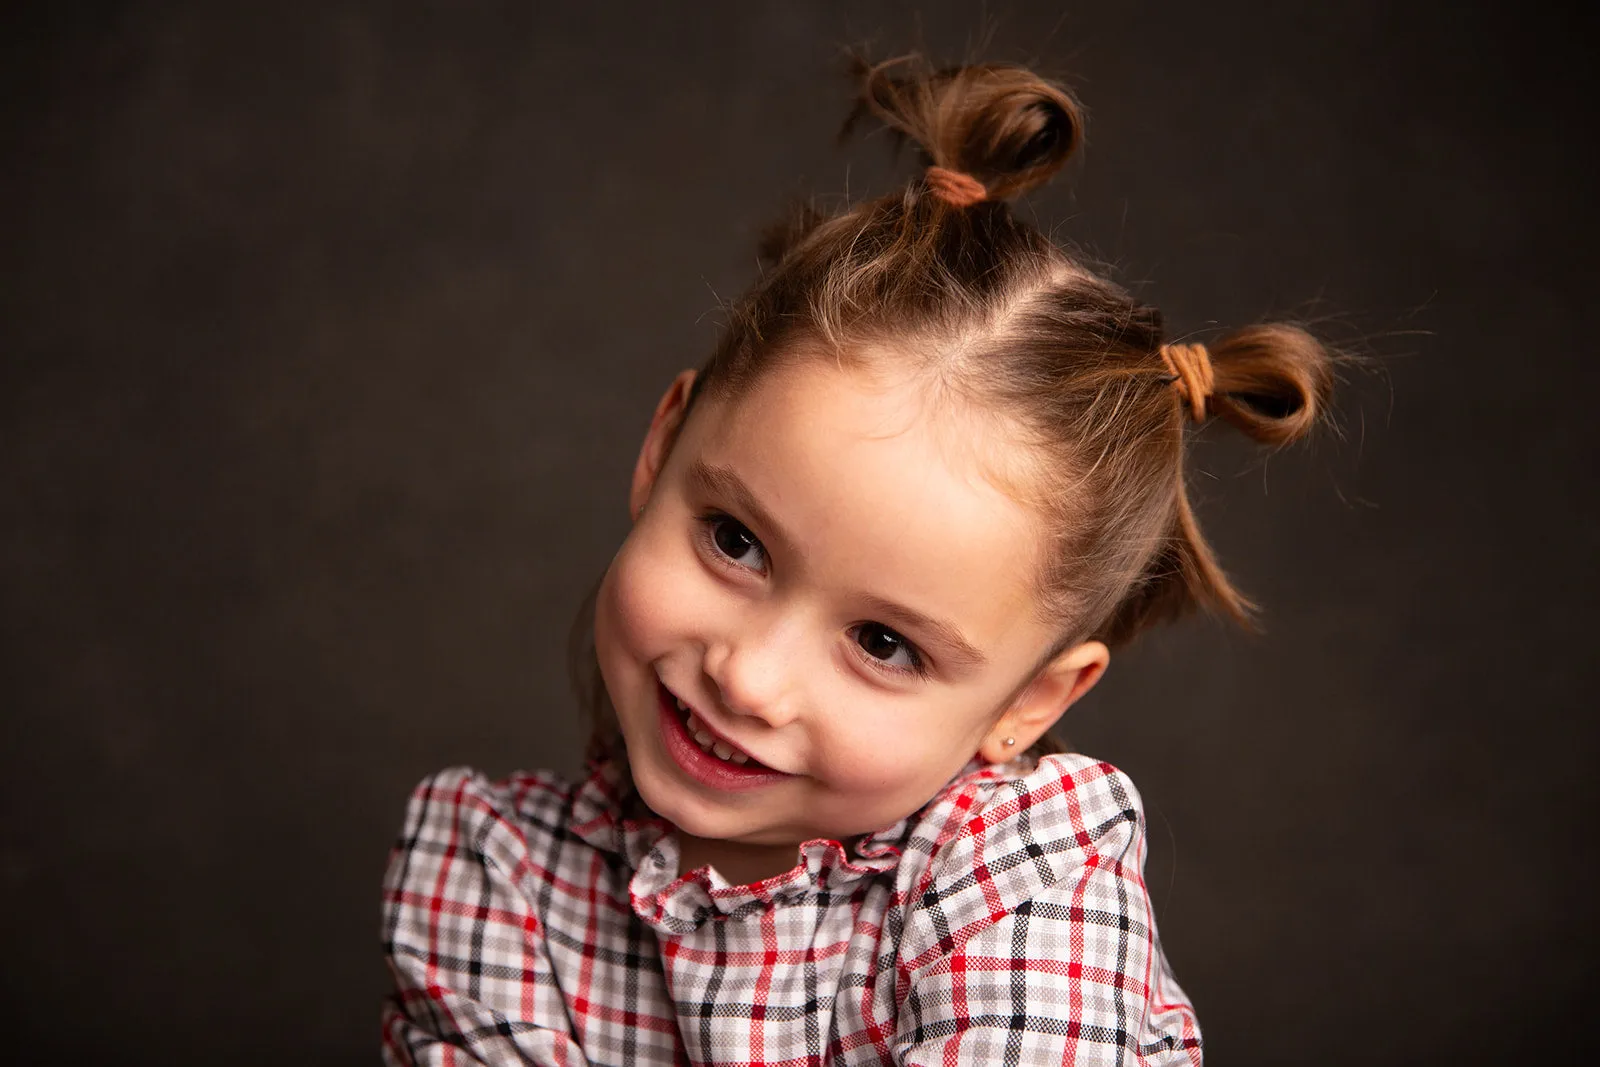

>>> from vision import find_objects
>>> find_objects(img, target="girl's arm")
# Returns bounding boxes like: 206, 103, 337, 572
893, 759, 1202, 1066
380, 769, 589, 1067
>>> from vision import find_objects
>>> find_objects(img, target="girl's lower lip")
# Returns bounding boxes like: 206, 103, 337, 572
657, 685, 791, 792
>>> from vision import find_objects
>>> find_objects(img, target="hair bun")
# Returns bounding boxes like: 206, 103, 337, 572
847, 56, 1083, 200
1205, 324, 1334, 446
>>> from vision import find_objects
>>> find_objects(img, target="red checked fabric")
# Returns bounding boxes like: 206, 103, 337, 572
381, 753, 1202, 1065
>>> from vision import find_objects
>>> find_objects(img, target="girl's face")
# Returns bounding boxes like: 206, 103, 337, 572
594, 358, 1106, 877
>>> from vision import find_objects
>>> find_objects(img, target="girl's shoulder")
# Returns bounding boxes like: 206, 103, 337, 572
388, 762, 654, 875
401, 764, 579, 828
389, 766, 597, 866
893, 752, 1153, 913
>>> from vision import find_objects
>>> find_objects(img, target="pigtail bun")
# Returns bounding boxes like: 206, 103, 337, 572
1098, 324, 1336, 647
845, 55, 1083, 200
1206, 324, 1333, 445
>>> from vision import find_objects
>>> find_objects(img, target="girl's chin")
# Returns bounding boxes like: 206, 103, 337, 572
634, 767, 739, 831
631, 763, 790, 842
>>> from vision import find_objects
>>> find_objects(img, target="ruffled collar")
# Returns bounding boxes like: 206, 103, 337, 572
566, 758, 991, 936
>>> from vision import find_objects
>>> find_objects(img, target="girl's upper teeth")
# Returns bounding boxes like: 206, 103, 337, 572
679, 702, 756, 766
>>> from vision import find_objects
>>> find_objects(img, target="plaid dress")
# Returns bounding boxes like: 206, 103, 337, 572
381, 753, 1202, 1066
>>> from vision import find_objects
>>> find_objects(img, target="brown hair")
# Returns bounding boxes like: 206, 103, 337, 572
575, 55, 1335, 764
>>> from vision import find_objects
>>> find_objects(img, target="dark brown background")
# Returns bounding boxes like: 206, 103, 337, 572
3, 2, 1595, 1064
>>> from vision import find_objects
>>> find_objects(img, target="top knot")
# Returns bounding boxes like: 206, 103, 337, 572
925, 166, 988, 207
1160, 342, 1215, 422
844, 56, 1084, 201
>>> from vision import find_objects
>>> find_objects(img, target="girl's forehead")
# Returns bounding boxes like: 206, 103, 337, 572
682, 361, 1050, 637
707, 357, 1044, 499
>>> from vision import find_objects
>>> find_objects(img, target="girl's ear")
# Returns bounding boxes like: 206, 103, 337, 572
978, 640, 1110, 763
630, 370, 698, 520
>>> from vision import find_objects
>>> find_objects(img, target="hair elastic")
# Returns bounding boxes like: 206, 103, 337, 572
1159, 342, 1215, 422
925, 166, 988, 207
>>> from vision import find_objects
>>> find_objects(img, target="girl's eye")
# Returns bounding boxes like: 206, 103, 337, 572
852, 623, 926, 676
706, 515, 767, 573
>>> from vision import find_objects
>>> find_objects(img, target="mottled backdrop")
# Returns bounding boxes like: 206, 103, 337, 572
3, 2, 1595, 1064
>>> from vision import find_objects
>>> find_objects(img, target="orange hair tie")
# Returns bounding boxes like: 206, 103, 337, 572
925, 166, 988, 208
1160, 342, 1215, 422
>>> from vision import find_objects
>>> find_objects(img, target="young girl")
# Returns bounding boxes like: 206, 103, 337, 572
380, 56, 1331, 1066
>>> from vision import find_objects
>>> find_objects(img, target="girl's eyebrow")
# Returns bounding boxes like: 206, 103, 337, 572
686, 459, 799, 557
858, 594, 988, 670
685, 458, 988, 670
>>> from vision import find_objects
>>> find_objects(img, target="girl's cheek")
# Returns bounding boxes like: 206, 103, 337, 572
812, 694, 987, 794
602, 521, 702, 655
810, 703, 927, 787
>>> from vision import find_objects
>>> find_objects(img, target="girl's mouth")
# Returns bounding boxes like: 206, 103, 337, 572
656, 681, 790, 790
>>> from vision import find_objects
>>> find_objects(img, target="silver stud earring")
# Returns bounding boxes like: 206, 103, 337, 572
1003, 737, 1016, 748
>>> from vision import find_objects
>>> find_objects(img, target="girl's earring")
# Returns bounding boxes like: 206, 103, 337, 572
1003, 737, 1016, 748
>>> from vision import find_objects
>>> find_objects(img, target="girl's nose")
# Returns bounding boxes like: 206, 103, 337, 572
701, 617, 803, 729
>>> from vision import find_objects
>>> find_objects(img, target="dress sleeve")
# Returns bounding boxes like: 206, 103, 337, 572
380, 768, 590, 1067
893, 758, 1203, 1066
